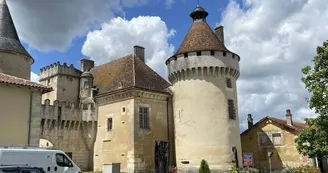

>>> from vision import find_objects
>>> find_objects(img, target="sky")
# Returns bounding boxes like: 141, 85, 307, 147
6, 0, 328, 132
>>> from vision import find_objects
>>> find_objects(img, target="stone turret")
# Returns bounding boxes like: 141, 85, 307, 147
39, 62, 82, 104
165, 3, 242, 172
0, 0, 34, 80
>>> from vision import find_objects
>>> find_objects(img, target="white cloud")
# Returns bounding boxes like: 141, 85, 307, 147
219, 0, 327, 131
81, 16, 176, 78
30, 72, 40, 83
6, 0, 153, 52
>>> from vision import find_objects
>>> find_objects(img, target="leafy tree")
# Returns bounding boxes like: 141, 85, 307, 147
199, 159, 210, 173
295, 40, 328, 159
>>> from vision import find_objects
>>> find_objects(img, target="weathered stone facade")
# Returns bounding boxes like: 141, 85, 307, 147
39, 99, 97, 171
240, 114, 315, 171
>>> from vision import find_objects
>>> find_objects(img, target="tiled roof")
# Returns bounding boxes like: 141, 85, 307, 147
91, 54, 171, 95
172, 21, 231, 57
241, 116, 307, 135
0, 72, 52, 93
269, 117, 307, 131
0, 0, 33, 62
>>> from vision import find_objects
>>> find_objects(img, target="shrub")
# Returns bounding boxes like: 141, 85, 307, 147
294, 165, 320, 173
238, 167, 259, 173
199, 159, 211, 173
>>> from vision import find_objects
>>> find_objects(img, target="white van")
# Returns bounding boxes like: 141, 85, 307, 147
0, 147, 81, 173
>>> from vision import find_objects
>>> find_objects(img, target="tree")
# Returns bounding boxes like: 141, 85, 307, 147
199, 159, 210, 173
295, 40, 328, 159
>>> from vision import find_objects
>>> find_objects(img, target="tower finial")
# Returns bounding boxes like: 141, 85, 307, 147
190, 3, 208, 22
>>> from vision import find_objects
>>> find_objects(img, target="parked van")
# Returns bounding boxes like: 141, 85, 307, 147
0, 147, 81, 173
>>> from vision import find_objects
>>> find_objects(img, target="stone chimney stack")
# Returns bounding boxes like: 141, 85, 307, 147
80, 59, 95, 72
286, 109, 293, 126
247, 114, 253, 129
134, 45, 145, 62
214, 25, 225, 45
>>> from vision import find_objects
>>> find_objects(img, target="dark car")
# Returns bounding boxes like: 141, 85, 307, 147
0, 166, 46, 173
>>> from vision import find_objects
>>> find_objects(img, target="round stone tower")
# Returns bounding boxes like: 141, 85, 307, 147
0, 0, 34, 80
165, 4, 242, 172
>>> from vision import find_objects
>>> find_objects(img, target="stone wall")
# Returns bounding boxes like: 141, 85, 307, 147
40, 99, 97, 171
0, 52, 32, 80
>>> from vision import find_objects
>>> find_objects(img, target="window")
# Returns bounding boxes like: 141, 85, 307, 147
196, 51, 201, 56
226, 78, 232, 88
139, 107, 150, 129
228, 99, 236, 120
259, 133, 271, 146
223, 51, 227, 56
272, 133, 282, 145
210, 51, 215, 56
122, 107, 126, 113
84, 81, 90, 89
107, 118, 113, 131
47, 79, 51, 85
56, 153, 72, 167
184, 53, 188, 58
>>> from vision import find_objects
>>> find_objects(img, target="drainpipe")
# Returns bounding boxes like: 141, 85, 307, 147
28, 91, 33, 145
166, 97, 170, 170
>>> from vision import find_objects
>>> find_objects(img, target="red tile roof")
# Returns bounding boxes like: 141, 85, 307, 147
0, 72, 52, 93
268, 117, 307, 131
91, 54, 171, 95
241, 116, 307, 135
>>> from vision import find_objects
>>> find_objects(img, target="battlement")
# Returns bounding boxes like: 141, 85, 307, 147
41, 99, 97, 122
39, 61, 82, 81
166, 50, 240, 77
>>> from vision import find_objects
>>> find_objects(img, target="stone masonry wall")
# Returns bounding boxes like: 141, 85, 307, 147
40, 99, 97, 171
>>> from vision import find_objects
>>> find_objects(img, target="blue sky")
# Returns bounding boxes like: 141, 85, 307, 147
9, 0, 328, 131
25, 0, 232, 75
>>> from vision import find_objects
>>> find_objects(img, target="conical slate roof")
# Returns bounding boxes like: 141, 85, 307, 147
173, 21, 231, 56
170, 4, 233, 58
0, 0, 33, 62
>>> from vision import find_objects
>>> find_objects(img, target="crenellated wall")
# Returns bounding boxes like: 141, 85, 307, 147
40, 99, 97, 171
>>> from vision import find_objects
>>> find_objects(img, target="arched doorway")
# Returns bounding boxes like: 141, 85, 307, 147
39, 138, 54, 148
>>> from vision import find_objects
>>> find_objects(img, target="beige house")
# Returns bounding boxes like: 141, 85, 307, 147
0, 0, 51, 146
240, 110, 316, 171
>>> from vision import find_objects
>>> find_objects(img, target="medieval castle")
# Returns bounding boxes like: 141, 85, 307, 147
0, 0, 242, 172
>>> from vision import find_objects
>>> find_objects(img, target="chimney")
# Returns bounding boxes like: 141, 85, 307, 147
214, 25, 224, 45
286, 109, 293, 126
80, 59, 95, 72
134, 45, 145, 62
247, 114, 253, 129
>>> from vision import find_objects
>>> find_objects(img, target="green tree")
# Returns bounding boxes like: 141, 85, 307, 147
199, 159, 210, 173
295, 40, 328, 159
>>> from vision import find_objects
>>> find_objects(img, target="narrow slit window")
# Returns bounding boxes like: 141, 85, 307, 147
210, 51, 215, 56
196, 51, 201, 56
228, 99, 236, 120
223, 51, 227, 56
107, 118, 113, 131
226, 78, 232, 88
